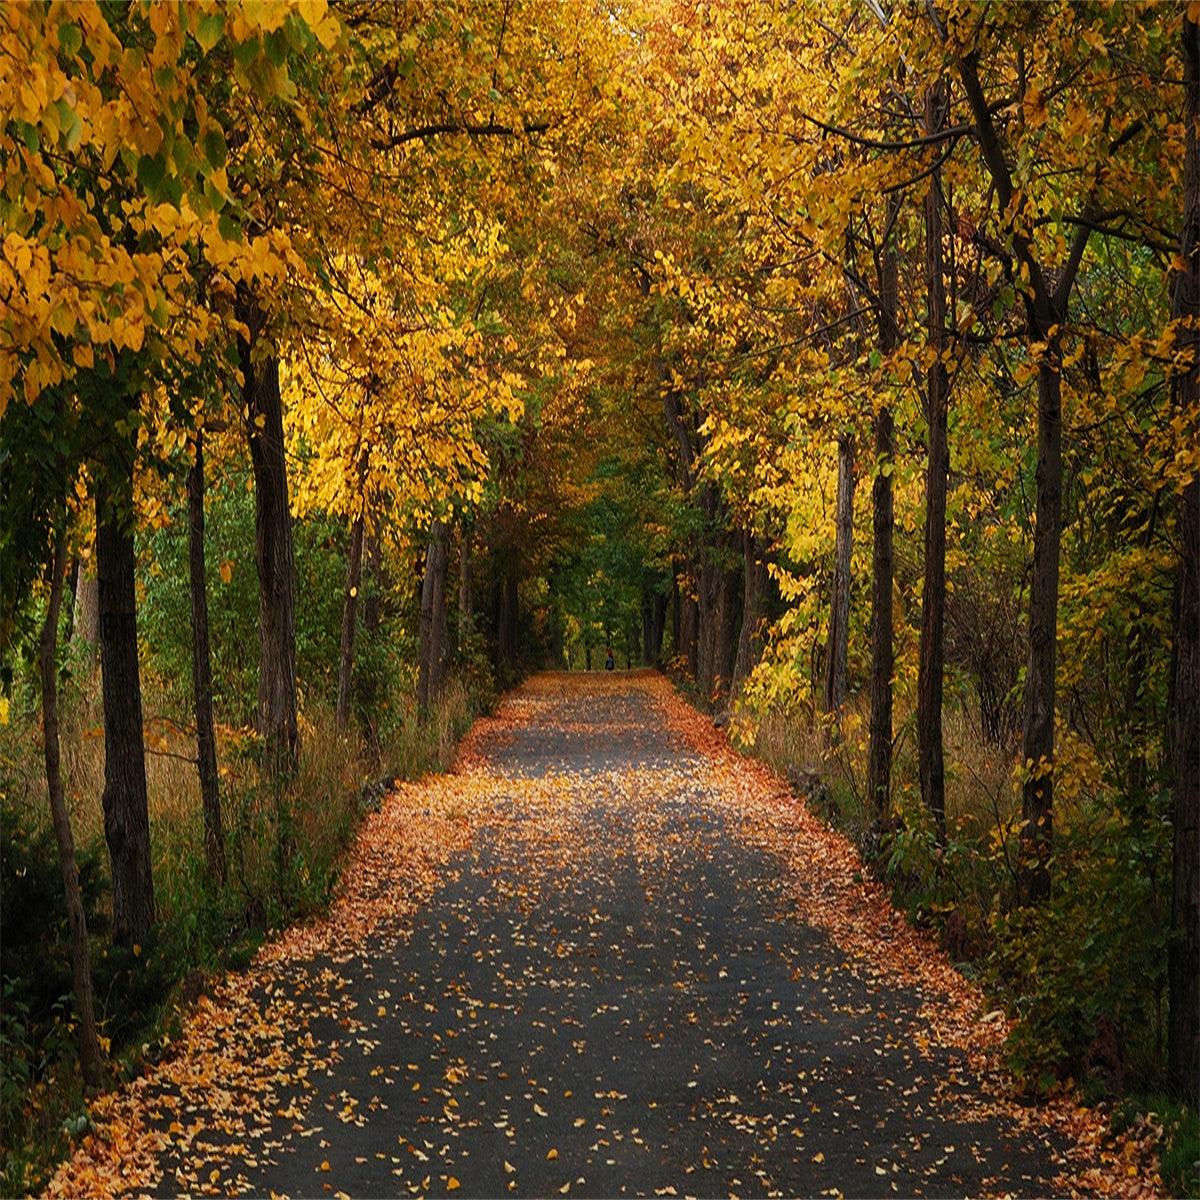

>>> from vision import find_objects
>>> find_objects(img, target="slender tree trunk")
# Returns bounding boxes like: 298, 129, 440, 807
458, 528, 473, 646
671, 573, 681, 660
825, 432, 855, 715
96, 471, 154, 946
418, 520, 450, 710
1168, 10, 1200, 1104
188, 433, 225, 884
239, 303, 299, 776
867, 196, 900, 828
1016, 355, 1063, 904
336, 511, 365, 731
40, 529, 102, 1087
918, 82, 950, 837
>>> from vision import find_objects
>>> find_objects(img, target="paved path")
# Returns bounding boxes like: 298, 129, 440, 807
55, 674, 1093, 1199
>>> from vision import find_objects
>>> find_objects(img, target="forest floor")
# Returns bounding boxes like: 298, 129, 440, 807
48, 672, 1159, 1199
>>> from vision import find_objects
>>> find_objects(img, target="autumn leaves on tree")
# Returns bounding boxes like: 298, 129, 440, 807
0, 0, 1197, 1131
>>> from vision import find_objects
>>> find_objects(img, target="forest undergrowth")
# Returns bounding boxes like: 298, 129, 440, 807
0, 664, 490, 1196
726, 687, 1199, 1198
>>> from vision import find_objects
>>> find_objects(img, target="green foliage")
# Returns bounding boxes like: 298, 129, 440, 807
987, 801, 1171, 1094
138, 465, 350, 722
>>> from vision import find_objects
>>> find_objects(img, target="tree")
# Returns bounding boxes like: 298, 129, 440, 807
918, 80, 950, 839
188, 430, 225, 883
39, 526, 102, 1087
1168, 8, 1200, 1107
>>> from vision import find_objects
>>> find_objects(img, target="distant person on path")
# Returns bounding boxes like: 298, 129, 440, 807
605, 647, 615, 671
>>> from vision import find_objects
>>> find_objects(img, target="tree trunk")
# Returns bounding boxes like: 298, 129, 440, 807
711, 555, 739, 703
651, 591, 667, 664
824, 432, 855, 715
336, 511, 365, 731
96, 471, 154, 947
918, 81, 950, 837
188, 433, 225, 884
733, 530, 768, 692
240, 304, 299, 776
40, 529, 103, 1087
1168, 10, 1200, 1105
418, 520, 449, 710
71, 560, 99, 657
1015, 355, 1063, 904
671, 573, 681, 659
458, 528, 473, 646
682, 584, 699, 677
867, 195, 900, 828
363, 532, 382, 632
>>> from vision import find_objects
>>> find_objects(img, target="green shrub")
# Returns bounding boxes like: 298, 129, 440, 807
986, 801, 1171, 1094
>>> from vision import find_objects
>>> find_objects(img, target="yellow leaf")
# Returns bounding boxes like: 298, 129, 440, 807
314, 14, 340, 49
812, 1152, 824, 1164
447, 1178, 460, 1191
546, 1148, 558, 1160
319, 1161, 331, 1172
219, 559, 234, 584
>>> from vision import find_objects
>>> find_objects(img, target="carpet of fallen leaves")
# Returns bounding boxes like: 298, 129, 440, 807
47, 763, 509, 1199
652, 677, 1161, 1198
46, 671, 1159, 1199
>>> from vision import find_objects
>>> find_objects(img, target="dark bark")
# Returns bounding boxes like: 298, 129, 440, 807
710, 552, 740, 703
824, 432, 855, 715
458, 528, 473, 645
641, 593, 654, 666
40, 529, 103, 1087
650, 591, 667, 664
239, 299, 299, 775
188, 433, 225, 884
1168, 11, 1200, 1106
1015, 356, 1063, 904
336, 511, 366, 731
918, 82, 950, 838
96, 471, 154, 946
681, 582, 699, 677
671, 573, 681, 660
867, 195, 900, 828
733, 530, 769, 693
418, 520, 450, 711
867, 400, 895, 826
